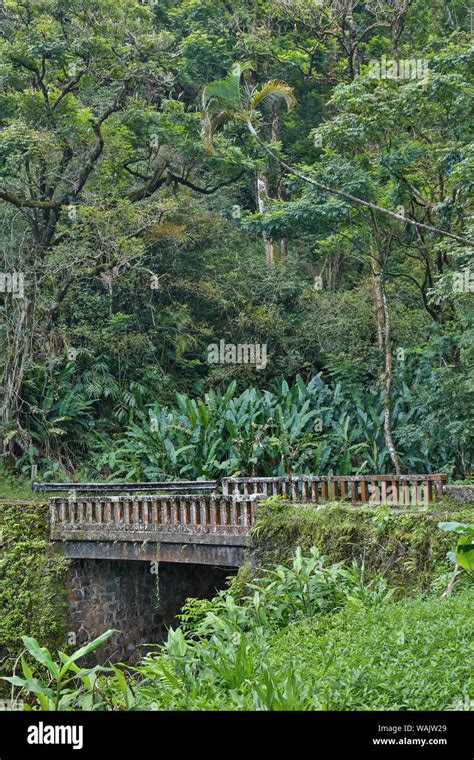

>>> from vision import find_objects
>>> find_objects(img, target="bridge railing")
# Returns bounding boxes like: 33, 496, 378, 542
47, 474, 447, 541
222, 474, 447, 507
34, 480, 217, 494
50, 493, 259, 537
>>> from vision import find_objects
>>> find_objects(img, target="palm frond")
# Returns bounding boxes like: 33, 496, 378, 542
251, 80, 296, 112
201, 61, 255, 112
200, 110, 240, 153
201, 65, 294, 153
202, 77, 242, 114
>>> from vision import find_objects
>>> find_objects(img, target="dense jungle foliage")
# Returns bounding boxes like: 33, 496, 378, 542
0, 0, 472, 480
3, 525, 474, 711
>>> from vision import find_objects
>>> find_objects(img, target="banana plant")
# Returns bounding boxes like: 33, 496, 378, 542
89, 372, 457, 480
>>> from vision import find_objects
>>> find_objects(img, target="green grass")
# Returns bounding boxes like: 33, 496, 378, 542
0, 464, 35, 500
267, 587, 474, 711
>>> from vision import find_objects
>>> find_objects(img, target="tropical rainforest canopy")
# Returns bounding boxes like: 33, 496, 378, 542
0, 0, 473, 480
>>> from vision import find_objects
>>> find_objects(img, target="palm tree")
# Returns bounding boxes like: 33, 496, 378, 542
201, 63, 296, 147
202, 63, 296, 265
201, 63, 472, 247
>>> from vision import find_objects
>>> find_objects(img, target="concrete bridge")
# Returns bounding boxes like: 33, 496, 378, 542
46, 473, 447, 564
36, 474, 446, 662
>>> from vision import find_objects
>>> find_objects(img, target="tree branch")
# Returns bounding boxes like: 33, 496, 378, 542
0, 190, 59, 209
247, 124, 474, 247
166, 170, 246, 194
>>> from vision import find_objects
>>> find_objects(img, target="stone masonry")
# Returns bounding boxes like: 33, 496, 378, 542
67, 559, 235, 663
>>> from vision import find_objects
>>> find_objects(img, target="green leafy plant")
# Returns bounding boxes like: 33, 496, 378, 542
438, 521, 474, 574
267, 588, 474, 710
88, 372, 461, 481
2, 631, 116, 710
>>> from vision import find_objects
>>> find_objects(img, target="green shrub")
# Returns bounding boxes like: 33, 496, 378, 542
2, 632, 116, 711
438, 521, 474, 574
252, 500, 474, 592
86, 372, 473, 481
104, 548, 395, 711
5, 545, 472, 712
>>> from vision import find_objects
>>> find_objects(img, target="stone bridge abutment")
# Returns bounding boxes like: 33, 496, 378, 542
67, 557, 236, 663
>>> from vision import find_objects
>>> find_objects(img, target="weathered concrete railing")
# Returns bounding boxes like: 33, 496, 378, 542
48, 474, 448, 538
34, 480, 217, 493
49, 493, 259, 565
50, 493, 258, 537
222, 474, 447, 507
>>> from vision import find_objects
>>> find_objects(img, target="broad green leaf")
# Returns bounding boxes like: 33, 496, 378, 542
59, 630, 116, 675
21, 637, 59, 679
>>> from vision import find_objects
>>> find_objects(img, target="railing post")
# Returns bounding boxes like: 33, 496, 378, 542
50, 499, 57, 528
360, 479, 369, 503
321, 479, 328, 501
413, 479, 420, 506
390, 478, 398, 506
350, 480, 357, 504
425, 479, 432, 506
190, 498, 197, 526
402, 479, 410, 506
198, 496, 206, 526
434, 476, 445, 501
210, 495, 218, 527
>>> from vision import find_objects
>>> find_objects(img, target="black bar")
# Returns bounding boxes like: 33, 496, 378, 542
0, 710, 469, 758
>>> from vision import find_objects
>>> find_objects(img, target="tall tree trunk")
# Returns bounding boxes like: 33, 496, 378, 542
277, 180, 288, 263
347, 17, 360, 78
256, 174, 275, 266
371, 252, 402, 474
0, 290, 34, 458
271, 103, 288, 264
371, 258, 384, 350
443, 0, 457, 29
390, 1, 411, 78
379, 270, 402, 475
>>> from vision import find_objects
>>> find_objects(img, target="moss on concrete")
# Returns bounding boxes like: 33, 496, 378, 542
251, 497, 474, 593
